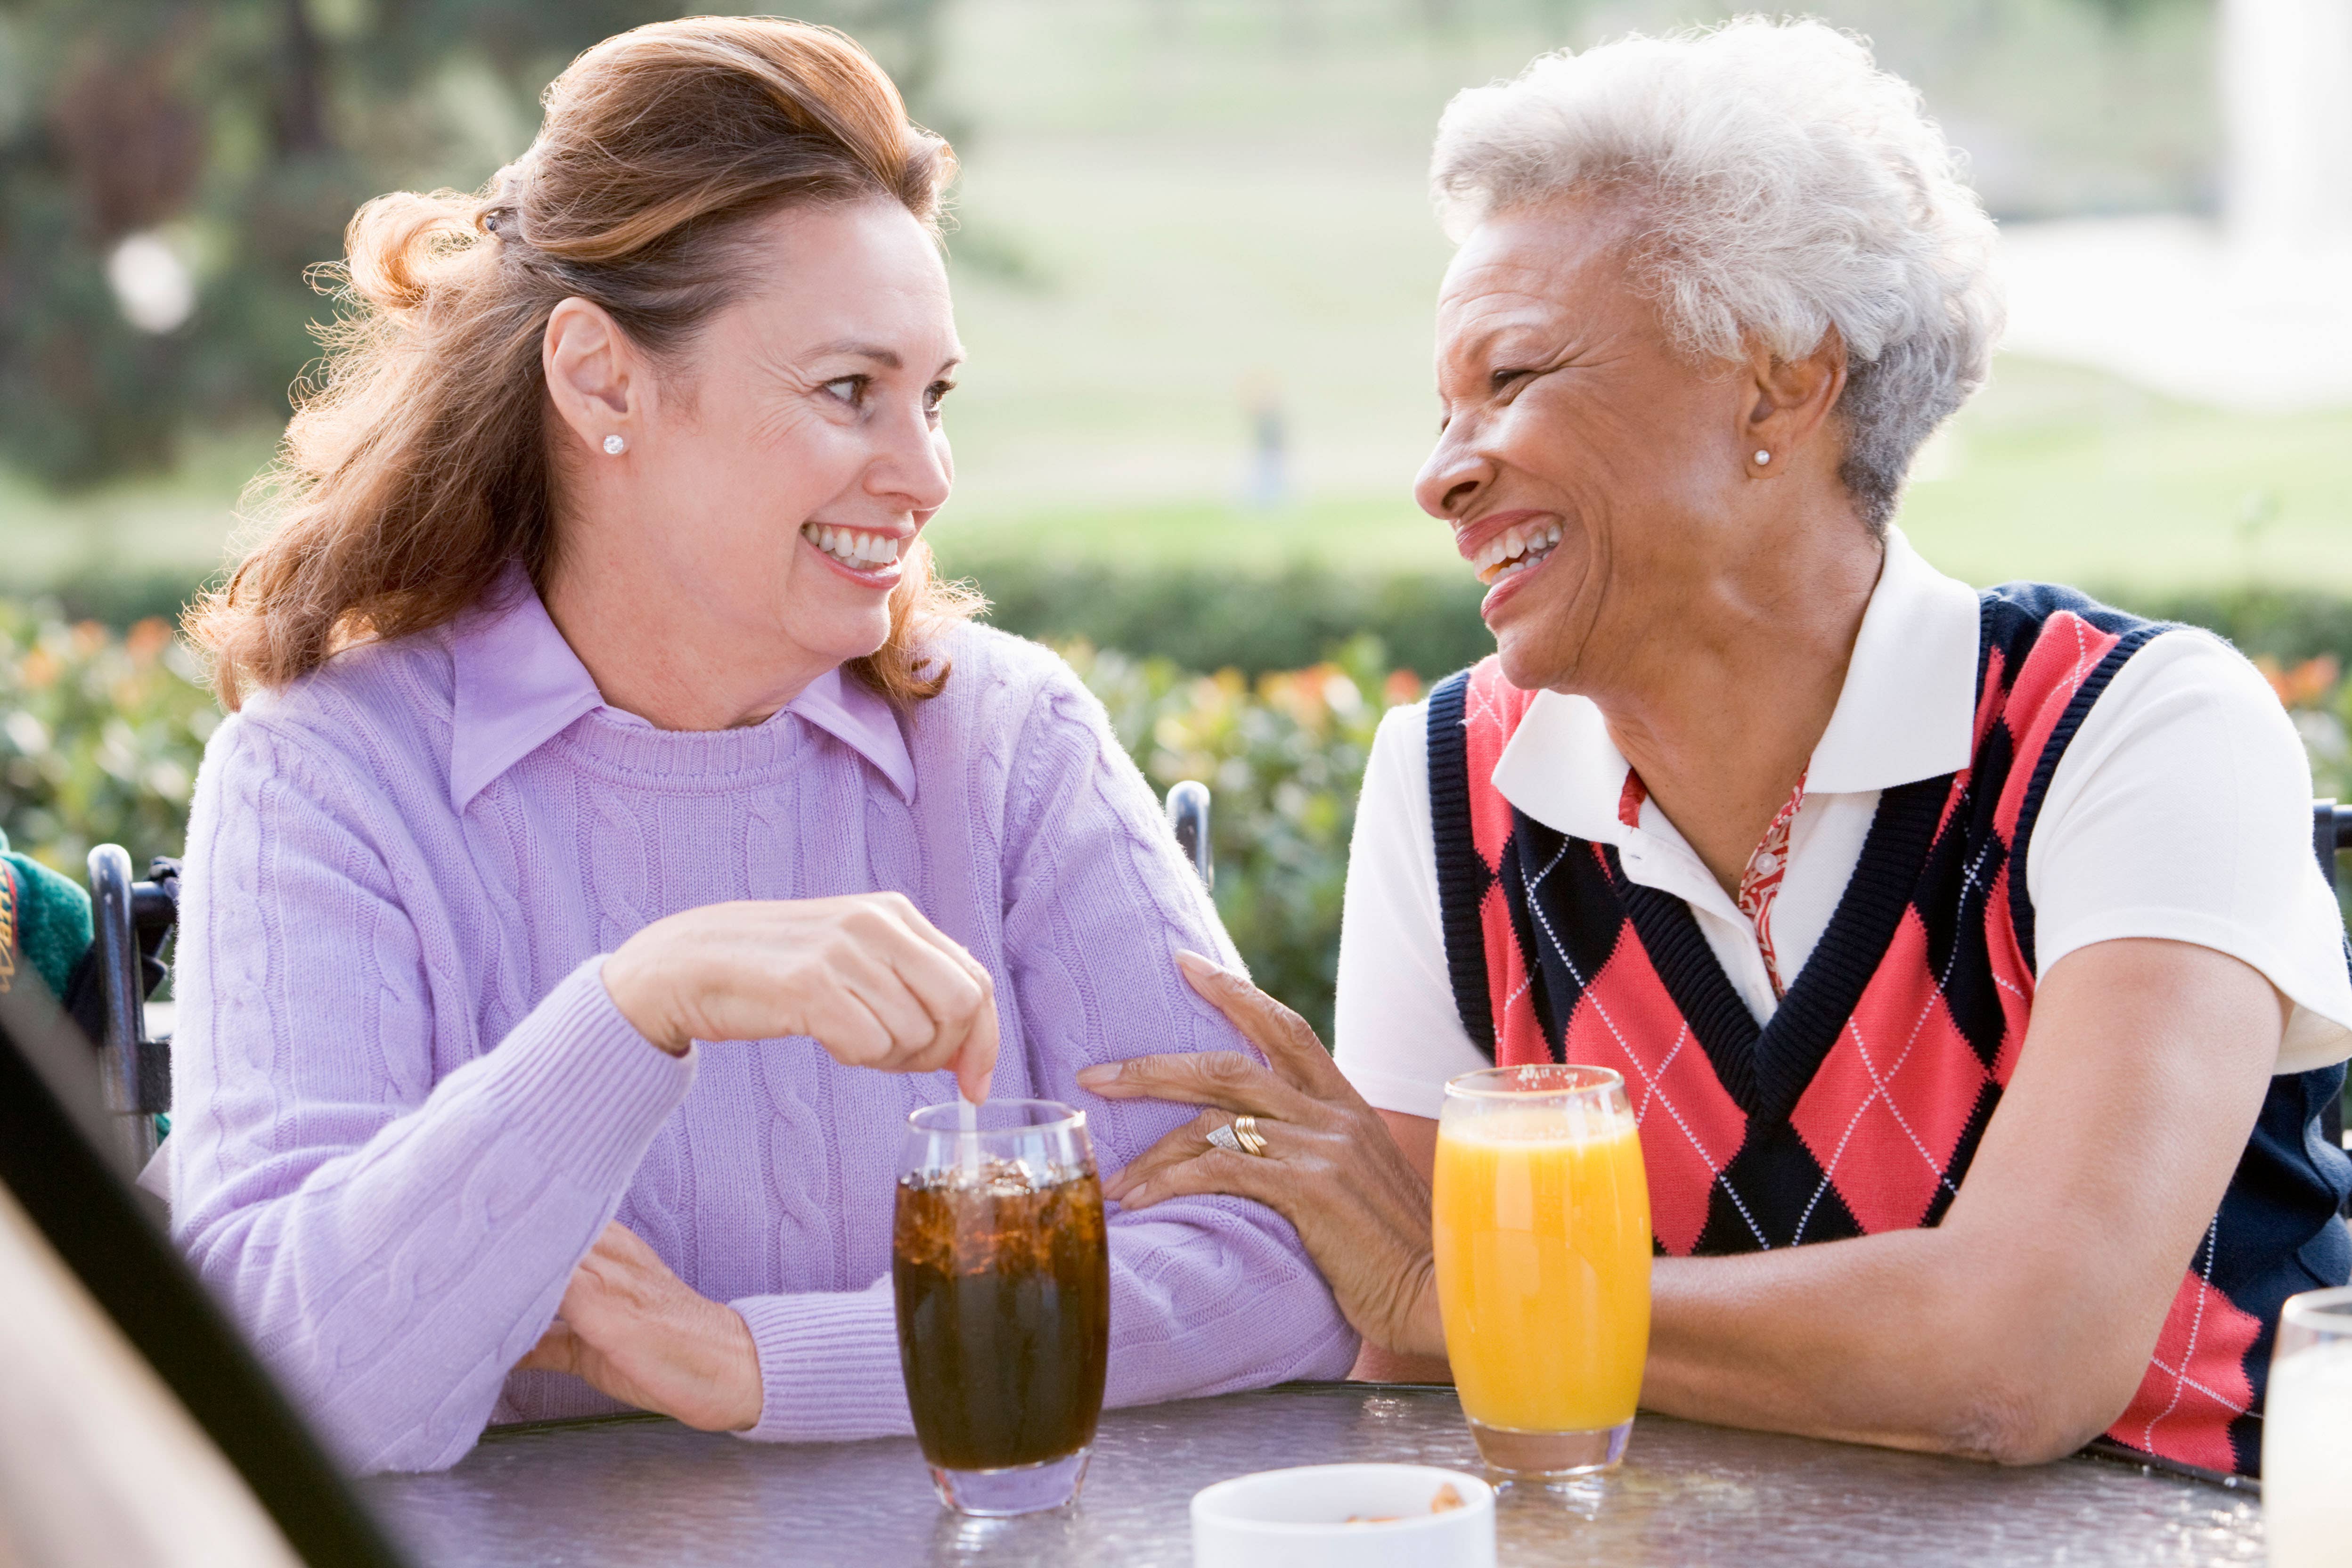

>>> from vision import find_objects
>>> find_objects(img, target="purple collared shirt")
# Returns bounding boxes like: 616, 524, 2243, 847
448, 562, 918, 810
165, 574, 1355, 1473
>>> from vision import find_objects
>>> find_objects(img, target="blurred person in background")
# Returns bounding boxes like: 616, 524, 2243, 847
1085, 17, 2352, 1478
167, 16, 1350, 1475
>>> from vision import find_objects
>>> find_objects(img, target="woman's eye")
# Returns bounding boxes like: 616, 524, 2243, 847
1490, 368, 1533, 393
924, 380, 955, 415
822, 376, 866, 406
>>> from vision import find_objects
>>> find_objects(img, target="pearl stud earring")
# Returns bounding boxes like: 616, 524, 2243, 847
603, 434, 627, 456
1754, 449, 1771, 466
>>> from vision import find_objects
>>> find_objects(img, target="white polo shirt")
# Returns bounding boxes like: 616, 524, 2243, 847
1334, 529, 2352, 1120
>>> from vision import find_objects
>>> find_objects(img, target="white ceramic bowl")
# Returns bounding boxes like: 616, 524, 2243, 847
1191, 1463, 1497, 1568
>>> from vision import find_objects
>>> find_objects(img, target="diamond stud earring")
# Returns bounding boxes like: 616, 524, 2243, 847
603, 434, 627, 456
1754, 449, 1771, 465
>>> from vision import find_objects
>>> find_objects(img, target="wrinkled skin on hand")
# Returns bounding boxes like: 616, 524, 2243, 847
1076, 951, 1447, 1360
516, 1222, 764, 1432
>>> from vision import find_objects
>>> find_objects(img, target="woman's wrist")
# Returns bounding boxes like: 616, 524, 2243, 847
601, 934, 692, 1057
706, 1300, 764, 1432
1401, 1257, 1447, 1360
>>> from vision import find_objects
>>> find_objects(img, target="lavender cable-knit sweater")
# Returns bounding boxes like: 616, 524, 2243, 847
167, 581, 1355, 1474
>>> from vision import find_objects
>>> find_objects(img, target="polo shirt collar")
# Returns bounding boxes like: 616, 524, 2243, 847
446, 560, 916, 812
1489, 526, 1980, 841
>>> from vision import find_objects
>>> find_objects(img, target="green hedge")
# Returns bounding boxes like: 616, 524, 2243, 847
34, 554, 2352, 684
953, 551, 2352, 685
958, 557, 1494, 686
0, 604, 215, 875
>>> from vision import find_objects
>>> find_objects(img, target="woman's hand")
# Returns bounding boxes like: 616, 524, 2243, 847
1074, 950, 1446, 1360
515, 1222, 763, 1431
602, 893, 999, 1102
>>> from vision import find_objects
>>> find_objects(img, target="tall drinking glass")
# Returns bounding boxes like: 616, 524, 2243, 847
2263, 1284, 2352, 1566
1433, 1064, 1651, 1478
893, 1098, 1109, 1517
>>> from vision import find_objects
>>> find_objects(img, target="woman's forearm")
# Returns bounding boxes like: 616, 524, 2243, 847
1641, 1227, 2117, 1465
1639, 944, 2285, 1466
1352, 1179, 2106, 1457
173, 962, 694, 1471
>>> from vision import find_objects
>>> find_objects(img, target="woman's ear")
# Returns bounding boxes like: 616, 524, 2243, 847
544, 297, 641, 457
1741, 327, 1847, 477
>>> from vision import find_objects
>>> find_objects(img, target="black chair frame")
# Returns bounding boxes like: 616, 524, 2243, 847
73, 846, 180, 1174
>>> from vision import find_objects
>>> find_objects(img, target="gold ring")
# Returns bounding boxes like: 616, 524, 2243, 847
1232, 1114, 1271, 1158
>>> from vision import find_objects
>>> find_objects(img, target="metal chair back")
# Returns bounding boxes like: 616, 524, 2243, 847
85, 846, 179, 1174
2316, 803, 2351, 1160
2316, 801, 2352, 895
1166, 780, 1213, 890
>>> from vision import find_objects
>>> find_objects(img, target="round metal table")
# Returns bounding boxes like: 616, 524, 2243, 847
364, 1382, 2264, 1566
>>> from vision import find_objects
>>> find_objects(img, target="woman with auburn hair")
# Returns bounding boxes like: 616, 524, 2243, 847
1086, 18, 2350, 1477
170, 16, 1351, 1474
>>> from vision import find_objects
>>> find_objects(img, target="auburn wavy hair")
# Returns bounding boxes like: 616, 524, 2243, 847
189, 16, 977, 710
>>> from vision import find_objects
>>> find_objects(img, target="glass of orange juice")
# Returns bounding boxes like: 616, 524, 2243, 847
1433, 1063, 1651, 1478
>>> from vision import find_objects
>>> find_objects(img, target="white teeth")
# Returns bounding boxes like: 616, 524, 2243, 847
801, 522, 906, 570
1471, 521, 1563, 585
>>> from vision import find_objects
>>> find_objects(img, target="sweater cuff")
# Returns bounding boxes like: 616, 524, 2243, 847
729, 1279, 913, 1443
475, 957, 696, 1193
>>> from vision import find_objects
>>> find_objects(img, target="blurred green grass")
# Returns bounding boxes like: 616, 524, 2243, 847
929, 354, 2352, 593
7, 352, 2350, 610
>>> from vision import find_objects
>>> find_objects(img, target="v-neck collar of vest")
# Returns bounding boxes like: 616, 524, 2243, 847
1601, 772, 1952, 1127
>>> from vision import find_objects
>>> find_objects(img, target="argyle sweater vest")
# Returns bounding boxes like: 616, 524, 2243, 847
1428, 583, 2352, 1477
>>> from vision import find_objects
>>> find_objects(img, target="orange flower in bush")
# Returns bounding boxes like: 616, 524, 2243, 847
2256, 654, 2343, 711
2, 600, 215, 873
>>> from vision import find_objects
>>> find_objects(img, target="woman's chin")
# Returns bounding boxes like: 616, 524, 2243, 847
1482, 547, 1591, 692
777, 573, 897, 662
1493, 633, 1554, 693
1491, 611, 1584, 694
812, 625, 893, 671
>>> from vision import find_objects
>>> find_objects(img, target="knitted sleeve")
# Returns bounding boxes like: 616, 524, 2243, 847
168, 717, 694, 1473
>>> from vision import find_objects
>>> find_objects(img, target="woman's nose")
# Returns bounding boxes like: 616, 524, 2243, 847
1414, 429, 1487, 521
871, 410, 953, 513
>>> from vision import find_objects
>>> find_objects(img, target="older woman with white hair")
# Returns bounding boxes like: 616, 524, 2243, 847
1082, 18, 2352, 1477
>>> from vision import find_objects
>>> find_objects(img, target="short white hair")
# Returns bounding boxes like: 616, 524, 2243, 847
1432, 17, 2003, 531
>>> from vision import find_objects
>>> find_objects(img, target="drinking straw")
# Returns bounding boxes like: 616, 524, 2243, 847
956, 1093, 981, 1181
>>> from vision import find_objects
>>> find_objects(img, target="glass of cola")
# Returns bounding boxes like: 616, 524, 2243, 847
892, 1098, 1109, 1517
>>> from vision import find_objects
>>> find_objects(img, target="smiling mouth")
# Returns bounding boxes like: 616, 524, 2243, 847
800, 521, 908, 572
1470, 520, 1563, 586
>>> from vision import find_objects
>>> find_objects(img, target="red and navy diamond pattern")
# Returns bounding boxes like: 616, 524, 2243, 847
1427, 582, 2352, 1477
